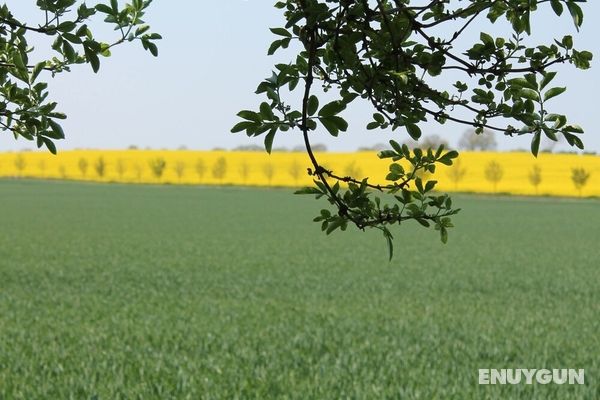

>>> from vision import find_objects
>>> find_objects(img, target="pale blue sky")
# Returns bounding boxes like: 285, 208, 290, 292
1, 1, 598, 152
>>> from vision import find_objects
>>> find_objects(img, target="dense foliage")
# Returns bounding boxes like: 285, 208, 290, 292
233, 0, 591, 257
0, 0, 160, 153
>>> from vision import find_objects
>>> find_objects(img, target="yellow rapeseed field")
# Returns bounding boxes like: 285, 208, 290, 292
0, 149, 599, 197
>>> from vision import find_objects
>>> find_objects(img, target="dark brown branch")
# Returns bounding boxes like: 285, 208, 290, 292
300, 25, 361, 226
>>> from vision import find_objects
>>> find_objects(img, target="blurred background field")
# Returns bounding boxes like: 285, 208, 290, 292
0, 180, 598, 399
1, 150, 599, 197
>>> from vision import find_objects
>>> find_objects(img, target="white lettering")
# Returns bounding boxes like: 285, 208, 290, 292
536, 369, 552, 384
521, 369, 536, 384
490, 369, 506, 384
569, 369, 585, 385
553, 369, 568, 384
506, 369, 521, 384
479, 369, 490, 384
479, 368, 585, 385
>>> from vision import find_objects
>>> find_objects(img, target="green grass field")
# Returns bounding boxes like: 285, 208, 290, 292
0, 180, 599, 399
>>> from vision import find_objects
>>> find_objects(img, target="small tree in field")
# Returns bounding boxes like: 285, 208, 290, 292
485, 161, 504, 193
14, 154, 26, 177
212, 157, 227, 183
133, 163, 143, 182
37, 160, 47, 177
149, 158, 167, 180
447, 159, 467, 190
239, 161, 251, 183
262, 162, 275, 186
195, 159, 206, 182
571, 167, 590, 197
78, 158, 89, 178
529, 165, 543, 194
116, 159, 127, 180
174, 161, 186, 182
94, 157, 106, 178
58, 165, 67, 179
288, 160, 303, 185
233, 0, 591, 257
343, 161, 362, 180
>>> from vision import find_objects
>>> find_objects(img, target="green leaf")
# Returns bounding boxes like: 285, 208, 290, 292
146, 42, 158, 57
563, 124, 584, 134
390, 163, 404, 175
406, 124, 422, 140
259, 102, 274, 119
267, 40, 282, 56
550, 0, 563, 16
389, 140, 403, 154
563, 132, 584, 149
269, 27, 292, 38
542, 126, 559, 142
438, 150, 459, 166
531, 131, 541, 157
135, 25, 150, 36
230, 121, 256, 133
520, 88, 540, 102
566, 1, 583, 30
58, 21, 76, 33
62, 32, 82, 44
525, 74, 538, 90
378, 150, 396, 159
415, 177, 424, 193
440, 227, 448, 244
424, 180, 437, 192
12, 52, 27, 72
264, 127, 276, 154
540, 72, 557, 90
326, 218, 343, 235
330, 116, 348, 132
307, 95, 319, 116
48, 120, 65, 139
543, 87, 566, 102
294, 187, 322, 195
480, 32, 494, 45
42, 137, 57, 155
30, 62, 46, 83
509, 77, 537, 90
87, 51, 100, 73
416, 218, 430, 227
318, 101, 345, 117
95, 4, 113, 14
383, 228, 394, 261
237, 110, 262, 123
62, 41, 77, 63
320, 117, 339, 137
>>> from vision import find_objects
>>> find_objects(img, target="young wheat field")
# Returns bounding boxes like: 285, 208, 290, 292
0, 180, 598, 399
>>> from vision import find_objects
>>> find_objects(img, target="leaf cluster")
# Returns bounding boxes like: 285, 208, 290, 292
0, 1, 160, 153
233, 0, 592, 258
